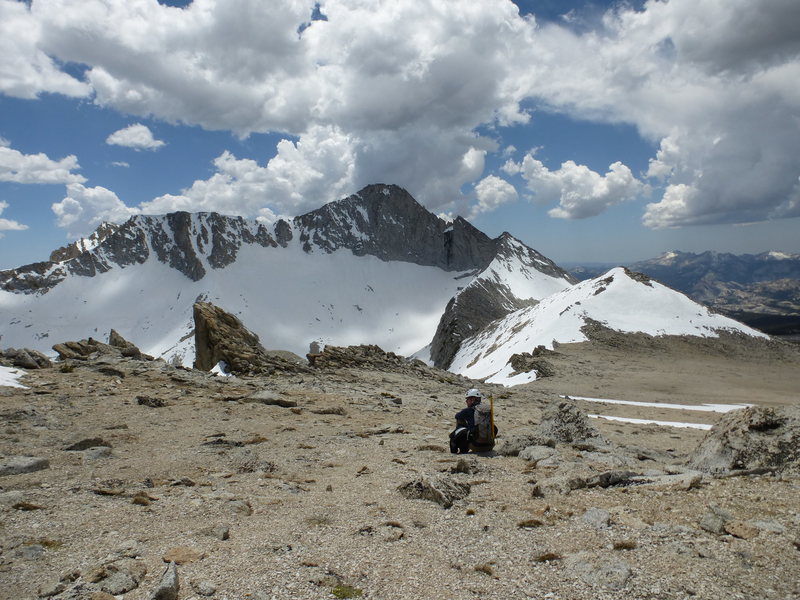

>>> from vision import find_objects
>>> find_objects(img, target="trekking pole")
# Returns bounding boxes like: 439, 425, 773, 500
489, 394, 495, 443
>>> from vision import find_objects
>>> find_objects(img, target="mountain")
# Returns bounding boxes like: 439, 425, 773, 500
449, 267, 767, 386
0, 184, 574, 368
567, 251, 800, 336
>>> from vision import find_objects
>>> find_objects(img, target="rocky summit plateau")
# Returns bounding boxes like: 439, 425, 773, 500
1, 185, 799, 599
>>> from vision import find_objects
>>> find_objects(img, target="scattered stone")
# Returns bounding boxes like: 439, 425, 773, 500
192, 579, 217, 596
689, 405, 800, 473
566, 553, 632, 590
450, 458, 479, 474
84, 446, 112, 461
724, 520, 759, 539
699, 505, 734, 534
397, 474, 470, 508
64, 438, 111, 451
149, 562, 179, 600
241, 390, 297, 408
519, 445, 559, 465
586, 470, 638, 489
538, 398, 607, 446
583, 507, 611, 529
162, 547, 204, 565
137, 395, 166, 408
0, 455, 50, 477
211, 525, 230, 541
496, 434, 555, 456
531, 473, 588, 497
228, 499, 253, 516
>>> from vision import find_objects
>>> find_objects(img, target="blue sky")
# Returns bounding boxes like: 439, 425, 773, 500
1, 0, 799, 270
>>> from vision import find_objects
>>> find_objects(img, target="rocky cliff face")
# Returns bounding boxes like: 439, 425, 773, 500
429, 233, 576, 370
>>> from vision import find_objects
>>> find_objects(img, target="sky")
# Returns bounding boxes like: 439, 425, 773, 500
1, 0, 799, 270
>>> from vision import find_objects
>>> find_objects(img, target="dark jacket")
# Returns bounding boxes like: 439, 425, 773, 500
455, 404, 478, 430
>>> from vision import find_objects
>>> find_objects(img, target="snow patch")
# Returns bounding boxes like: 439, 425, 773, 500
0, 366, 27, 388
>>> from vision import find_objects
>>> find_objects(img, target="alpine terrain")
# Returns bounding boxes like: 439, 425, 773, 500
2, 184, 800, 600
0, 185, 764, 383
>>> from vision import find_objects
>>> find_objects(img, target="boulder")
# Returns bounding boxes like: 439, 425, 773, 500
1, 348, 52, 369
688, 405, 800, 473
192, 302, 309, 375
397, 474, 470, 508
0, 456, 50, 477
108, 329, 143, 359
149, 562, 179, 600
496, 433, 556, 456
537, 398, 607, 446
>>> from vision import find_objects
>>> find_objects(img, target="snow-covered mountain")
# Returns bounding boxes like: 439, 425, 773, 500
0, 184, 574, 367
568, 250, 800, 336
449, 267, 767, 386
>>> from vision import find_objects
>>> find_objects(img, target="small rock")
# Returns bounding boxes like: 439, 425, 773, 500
397, 474, 470, 508
149, 562, 179, 600
193, 580, 217, 596
724, 520, 759, 540
228, 499, 253, 516
64, 438, 111, 451
137, 396, 166, 408
0, 456, 50, 477
17, 544, 45, 560
162, 547, 204, 565
37, 580, 66, 597
84, 446, 113, 461
241, 390, 297, 407
699, 505, 734, 535
583, 507, 611, 529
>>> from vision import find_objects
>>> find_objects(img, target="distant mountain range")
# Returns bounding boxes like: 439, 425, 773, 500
0, 185, 767, 384
568, 251, 800, 336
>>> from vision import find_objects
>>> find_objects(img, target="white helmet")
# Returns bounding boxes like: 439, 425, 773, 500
465, 388, 482, 399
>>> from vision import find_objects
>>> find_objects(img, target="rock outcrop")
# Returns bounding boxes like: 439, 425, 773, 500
192, 302, 309, 375
538, 397, 607, 447
689, 405, 800, 473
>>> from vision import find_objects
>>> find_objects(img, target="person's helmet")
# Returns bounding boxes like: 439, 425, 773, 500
465, 388, 482, 399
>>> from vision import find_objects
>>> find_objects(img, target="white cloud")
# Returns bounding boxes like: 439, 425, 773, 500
0, 200, 28, 237
470, 175, 518, 218
52, 183, 137, 238
505, 154, 643, 219
10, 0, 800, 230
0, 140, 86, 185
139, 124, 356, 216
111, 161, 130, 168
106, 123, 165, 150
511, 0, 800, 228
0, 0, 89, 99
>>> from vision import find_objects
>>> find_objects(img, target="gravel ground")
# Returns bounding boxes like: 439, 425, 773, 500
1, 334, 799, 600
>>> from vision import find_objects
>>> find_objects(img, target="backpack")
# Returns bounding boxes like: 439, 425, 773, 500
472, 401, 495, 446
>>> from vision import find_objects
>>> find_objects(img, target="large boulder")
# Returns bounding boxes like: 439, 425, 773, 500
689, 405, 800, 473
192, 302, 308, 375
537, 397, 606, 447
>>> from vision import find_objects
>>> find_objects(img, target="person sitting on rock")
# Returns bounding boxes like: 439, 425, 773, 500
449, 388, 497, 454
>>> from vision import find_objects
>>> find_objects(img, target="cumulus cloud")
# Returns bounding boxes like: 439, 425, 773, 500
505, 154, 643, 219
0, 0, 89, 98
52, 183, 137, 238
29, 0, 527, 211
106, 123, 165, 150
470, 175, 518, 218
8, 0, 800, 230
515, 0, 800, 227
139, 124, 356, 216
0, 200, 28, 237
0, 140, 86, 184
